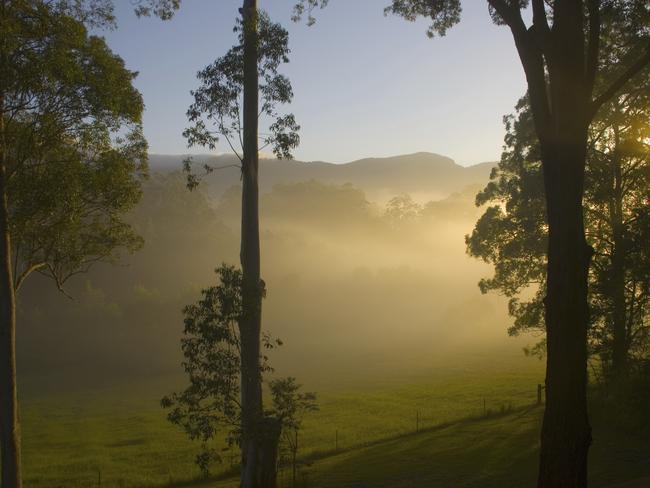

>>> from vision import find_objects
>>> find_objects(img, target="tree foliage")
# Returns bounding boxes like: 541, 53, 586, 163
161, 265, 244, 474
2, 0, 148, 293
183, 11, 299, 188
385, 0, 461, 37
466, 80, 650, 368
162, 265, 316, 476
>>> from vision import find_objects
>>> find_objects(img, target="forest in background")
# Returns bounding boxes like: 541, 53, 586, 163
17, 154, 521, 384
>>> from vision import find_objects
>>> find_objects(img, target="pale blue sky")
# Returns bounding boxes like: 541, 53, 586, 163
104, 0, 528, 166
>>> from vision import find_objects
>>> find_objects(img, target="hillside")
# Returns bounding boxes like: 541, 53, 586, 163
148, 152, 496, 202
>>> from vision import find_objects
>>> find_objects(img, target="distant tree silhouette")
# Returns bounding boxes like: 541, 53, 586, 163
182, 5, 300, 487
387, 1, 650, 486
385, 194, 422, 226
0, 2, 146, 486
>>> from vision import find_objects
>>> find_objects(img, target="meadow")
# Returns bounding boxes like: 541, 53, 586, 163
21, 350, 547, 488
19, 347, 650, 488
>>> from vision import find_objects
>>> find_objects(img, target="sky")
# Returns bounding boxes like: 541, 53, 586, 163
103, 0, 529, 166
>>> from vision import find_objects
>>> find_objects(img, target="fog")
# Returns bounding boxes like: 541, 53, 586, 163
17, 166, 532, 386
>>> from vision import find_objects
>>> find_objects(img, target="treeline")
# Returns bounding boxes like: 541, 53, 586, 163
17, 174, 498, 379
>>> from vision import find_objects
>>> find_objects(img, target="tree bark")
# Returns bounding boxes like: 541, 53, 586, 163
0, 94, 22, 488
538, 141, 593, 488
238, 1, 270, 487
537, 3, 592, 486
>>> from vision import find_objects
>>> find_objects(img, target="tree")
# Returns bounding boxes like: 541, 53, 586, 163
269, 377, 318, 487
586, 70, 650, 379
387, 1, 650, 485
161, 266, 316, 484
183, 6, 299, 487
0, 2, 147, 485
466, 85, 650, 377
384, 193, 422, 226
161, 265, 250, 478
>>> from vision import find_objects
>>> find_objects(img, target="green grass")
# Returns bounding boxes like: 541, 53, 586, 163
208, 403, 650, 488
18, 352, 650, 487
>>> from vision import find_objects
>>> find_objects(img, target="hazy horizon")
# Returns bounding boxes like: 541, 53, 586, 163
146, 150, 497, 167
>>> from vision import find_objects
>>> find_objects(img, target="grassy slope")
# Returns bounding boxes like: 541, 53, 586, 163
19, 354, 650, 487
210, 404, 650, 488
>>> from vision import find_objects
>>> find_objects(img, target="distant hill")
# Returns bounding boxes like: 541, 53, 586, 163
148, 152, 496, 202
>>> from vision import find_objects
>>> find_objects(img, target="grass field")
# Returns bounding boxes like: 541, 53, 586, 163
18, 351, 650, 487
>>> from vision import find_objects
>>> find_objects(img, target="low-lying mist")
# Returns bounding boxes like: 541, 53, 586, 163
17, 171, 534, 387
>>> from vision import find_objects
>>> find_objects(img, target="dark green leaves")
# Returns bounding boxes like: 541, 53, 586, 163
161, 266, 243, 456
385, 0, 462, 37
292, 0, 329, 25
3, 0, 147, 293
132, 0, 180, 20
184, 11, 299, 182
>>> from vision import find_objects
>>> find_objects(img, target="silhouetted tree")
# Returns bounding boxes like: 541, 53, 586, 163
162, 266, 316, 483
0, 2, 147, 485
183, 6, 299, 487
270, 377, 318, 486
387, 1, 650, 485
162, 265, 255, 477
466, 84, 650, 377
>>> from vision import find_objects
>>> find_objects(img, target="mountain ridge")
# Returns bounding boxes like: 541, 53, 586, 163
148, 152, 497, 202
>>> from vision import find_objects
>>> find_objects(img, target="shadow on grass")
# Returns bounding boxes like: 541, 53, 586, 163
161, 403, 541, 488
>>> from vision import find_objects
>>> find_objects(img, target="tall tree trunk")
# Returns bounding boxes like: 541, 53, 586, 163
538, 142, 593, 488
0, 94, 22, 488
537, 4, 592, 486
238, 1, 267, 487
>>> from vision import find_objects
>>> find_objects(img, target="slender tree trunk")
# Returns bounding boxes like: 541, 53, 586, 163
0, 93, 22, 488
609, 134, 628, 380
292, 430, 297, 487
238, 1, 267, 487
537, 4, 592, 486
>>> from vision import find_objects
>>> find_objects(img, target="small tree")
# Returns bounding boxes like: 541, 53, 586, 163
269, 377, 318, 486
162, 265, 316, 482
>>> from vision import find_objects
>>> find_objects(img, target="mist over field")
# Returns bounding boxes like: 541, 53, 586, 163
17, 153, 526, 385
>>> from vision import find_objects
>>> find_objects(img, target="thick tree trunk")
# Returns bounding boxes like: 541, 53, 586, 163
239, 2, 278, 487
258, 417, 281, 488
0, 100, 22, 488
536, 4, 593, 486
538, 142, 593, 488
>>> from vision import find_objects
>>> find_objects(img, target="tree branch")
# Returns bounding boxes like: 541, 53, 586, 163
531, 0, 551, 52
487, 0, 552, 141
590, 43, 650, 118
14, 261, 47, 293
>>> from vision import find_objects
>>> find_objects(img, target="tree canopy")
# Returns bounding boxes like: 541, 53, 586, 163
466, 81, 650, 372
2, 0, 148, 295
